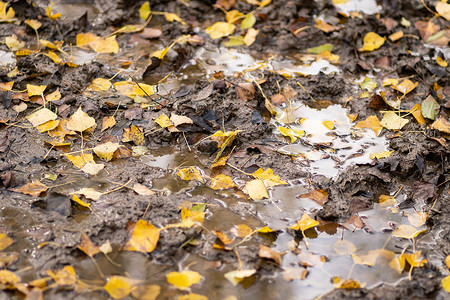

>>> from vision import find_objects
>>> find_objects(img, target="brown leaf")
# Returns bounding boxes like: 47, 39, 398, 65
78, 233, 100, 257
259, 245, 282, 265
236, 82, 255, 101
298, 189, 328, 205
270, 94, 286, 106
10, 180, 47, 197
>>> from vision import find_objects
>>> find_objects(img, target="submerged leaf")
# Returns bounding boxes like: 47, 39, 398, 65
224, 269, 256, 286
210, 174, 236, 190
104, 276, 141, 299
0, 233, 14, 251
166, 271, 202, 289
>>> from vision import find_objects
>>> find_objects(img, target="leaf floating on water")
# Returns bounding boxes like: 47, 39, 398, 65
124, 220, 160, 253
47, 266, 77, 286
333, 240, 357, 255
243, 179, 269, 201
131, 285, 161, 300
67, 107, 97, 132
78, 233, 100, 257
389, 253, 406, 274
290, 212, 319, 232
278, 126, 305, 143
210, 174, 236, 190
380, 111, 409, 131
359, 32, 385, 52
333, 276, 360, 289
298, 189, 328, 205
166, 270, 202, 289
231, 224, 253, 238
177, 166, 204, 182
73, 187, 103, 201
104, 276, 141, 299
224, 269, 256, 286
10, 180, 47, 197
259, 245, 282, 265
392, 225, 426, 239
0, 233, 13, 251
26, 107, 57, 127
206, 22, 235, 39
404, 251, 427, 267
421, 95, 440, 120
354, 115, 382, 135
252, 168, 287, 188
178, 294, 209, 300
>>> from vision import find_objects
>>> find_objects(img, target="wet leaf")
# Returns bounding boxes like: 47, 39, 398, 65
166, 270, 202, 289
354, 116, 382, 135
421, 95, 440, 120
181, 207, 205, 224
26, 108, 57, 127
93, 142, 120, 161
436, 1, 450, 21
0, 270, 19, 288
87, 78, 111, 91
0, 233, 13, 251
25, 19, 42, 31
124, 220, 160, 253
411, 103, 426, 125
139, 1, 151, 20
78, 233, 100, 257
47, 266, 77, 286
170, 114, 193, 127
392, 225, 426, 239
46, 3, 61, 21
259, 245, 282, 265
67, 107, 96, 132
0, 2, 15, 22
298, 189, 328, 206
74, 187, 103, 200
290, 213, 319, 232
104, 276, 141, 299
210, 174, 236, 190
72, 195, 91, 208
214, 230, 235, 245
131, 285, 161, 300
352, 251, 379, 266
91, 35, 120, 54
27, 84, 47, 97
307, 43, 333, 54
442, 275, 450, 293
155, 113, 173, 128
360, 77, 377, 91
0, 81, 13, 91
231, 224, 253, 238
322, 120, 335, 130
359, 32, 385, 52
407, 211, 427, 227
278, 126, 305, 143
210, 130, 240, 148
66, 153, 95, 169
252, 168, 287, 188
101, 116, 116, 132
370, 150, 394, 160
178, 293, 208, 300
243, 179, 269, 201
206, 22, 235, 39
431, 116, 450, 134
224, 36, 244, 47
380, 111, 409, 130
241, 13, 256, 29
404, 251, 427, 267
177, 166, 204, 182
389, 254, 406, 274
132, 183, 156, 196
333, 277, 360, 289
10, 180, 47, 197
333, 240, 357, 255
224, 269, 256, 286
392, 79, 418, 95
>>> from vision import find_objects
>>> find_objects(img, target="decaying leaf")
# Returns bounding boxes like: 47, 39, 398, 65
166, 270, 202, 289
177, 166, 205, 182
66, 153, 95, 169
421, 95, 440, 120
392, 225, 426, 239
155, 113, 173, 128
78, 233, 100, 257
392, 79, 418, 95
124, 220, 160, 253
47, 266, 77, 286
259, 245, 282, 265
86, 78, 111, 91
431, 116, 450, 134
224, 269, 256, 286
298, 189, 328, 206
210, 174, 236, 190
380, 111, 409, 130
243, 179, 269, 201
333, 276, 360, 289
67, 107, 97, 132
290, 213, 319, 232
359, 32, 385, 52
10, 180, 47, 197
252, 168, 287, 188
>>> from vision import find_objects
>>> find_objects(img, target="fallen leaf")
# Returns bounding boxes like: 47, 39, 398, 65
411, 103, 426, 125
0, 2, 15, 22
351, 249, 391, 266
359, 32, 385, 52
124, 220, 160, 253
177, 166, 204, 182
45, 89, 61, 102
370, 150, 394, 160
131, 285, 161, 300
407, 212, 427, 227
91, 35, 119, 54
333, 240, 357, 255
382, 78, 399, 87
436, 2, 450, 21
243, 179, 269, 201
214, 230, 235, 245
0, 233, 13, 251
389, 30, 404, 42
165, 12, 186, 25
0, 270, 19, 288
241, 13, 256, 29
224, 269, 256, 286
5, 34, 24, 51
252, 168, 287, 188
132, 183, 156, 196
72, 195, 91, 208
354, 115, 382, 136
139, 1, 151, 20
236, 82, 255, 101
298, 189, 328, 205
206, 22, 235, 39
307, 43, 333, 54
442, 275, 450, 293
360, 77, 377, 91
155, 113, 173, 128
380, 111, 409, 130
37, 120, 60, 133
421, 95, 440, 120
231, 224, 253, 238
392, 79, 418, 95
333, 276, 360, 289
167, 271, 202, 289
93, 142, 120, 161
278, 126, 305, 142
48, 119, 76, 138
104, 276, 141, 299
47, 266, 76, 286
259, 245, 282, 265
210, 130, 240, 148
170, 114, 193, 127
67, 107, 96, 132
66, 153, 95, 169
290, 213, 319, 232
392, 225, 426, 239
404, 251, 427, 267
86, 78, 111, 91
101, 116, 116, 132
10, 180, 47, 197
46, 3, 61, 21
25, 19, 42, 31
78, 233, 100, 257
82, 163, 105, 176
431, 116, 450, 134
437, 56, 448, 67
73, 187, 103, 201
389, 253, 406, 274
210, 174, 236, 190
181, 207, 205, 224
177, 293, 208, 300
26, 108, 57, 127
244, 28, 259, 46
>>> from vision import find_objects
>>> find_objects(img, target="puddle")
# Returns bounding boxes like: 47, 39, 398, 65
333, 0, 382, 15
274, 103, 388, 178
0, 50, 15, 66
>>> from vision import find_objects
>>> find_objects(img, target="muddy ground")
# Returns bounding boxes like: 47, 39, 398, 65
0, 0, 449, 299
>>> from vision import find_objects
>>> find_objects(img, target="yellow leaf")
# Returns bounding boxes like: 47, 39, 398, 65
177, 166, 204, 182
86, 78, 111, 91
210, 174, 236, 190
380, 111, 409, 130
178, 293, 208, 300
139, 1, 151, 20
93, 142, 120, 161
226, 10, 244, 24
25, 19, 42, 31
0, 81, 13, 91
66, 153, 95, 169
437, 56, 448, 67
5, 35, 25, 51
124, 220, 161, 253
206, 22, 235, 39
40, 39, 64, 52
252, 168, 287, 188
104, 276, 141, 299
407, 211, 427, 227
67, 107, 97, 132
181, 208, 205, 224
0, 233, 13, 251
333, 276, 360, 289
431, 116, 450, 134
90, 35, 119, 54
392, 79, 418, 95
333, 240, 356, 255
446, 255, 450, 269
278, 126, 305, 143
37, 119, 60, 133
382, 78, 399, 87
244, 179, 269, 201
166, 271, 202, 289
224, 36, 245, 47
123, 125, 145, 145
131, 285, 161, 300
47, 266, 77, 286
78, 233, 100, 257
442, 275, 450, 293
298, 189, 328, 205
0, 270, 19, 288
27, 84, 47, 96
74, 187, 102, 200
322, 120, 335, 130
290, 212, 319, 232
224, 269, 256, 286
0, 1, 15, 21
332, 0, 350, 4
10, 180, 48, 197
389, 30, 404, 42
359, 32, 386, 52
370, 150, 394, 159
72, 195, 91, 208
436, 1, 450, 21
101, 116, 116, 132
155, 113, 174, 128
241, 13, 256, 29
378, 195, 397, 207
354, 115, 382, 136
243, 28, 259, 46
76, 32, 100, 48
404, 251, 427, 267
46, 3, 61, 21
45, 51, 62, 63
389, 254, 406, 274
392, 225, 426, 239
210, 130, 240, 148
46, 89, 61, 102
26, 108, 57, 127
232, 224, 253, 238
352, 250, 380, 266
165, 13, 186, 25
